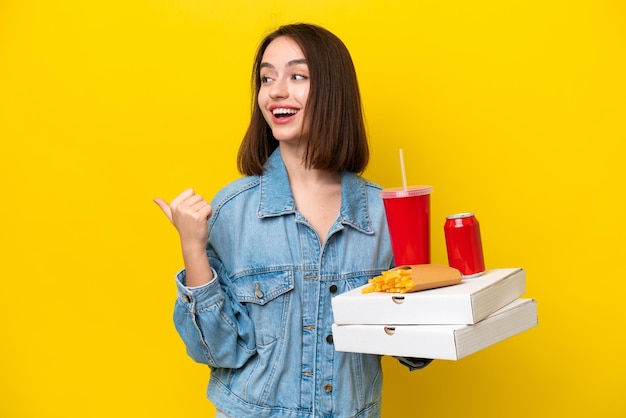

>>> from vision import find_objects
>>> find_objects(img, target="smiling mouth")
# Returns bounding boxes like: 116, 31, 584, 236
272, 108, 299, 118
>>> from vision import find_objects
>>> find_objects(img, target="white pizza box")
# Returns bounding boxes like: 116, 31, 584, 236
332, 298, 537, 360
332, 268, 526, 325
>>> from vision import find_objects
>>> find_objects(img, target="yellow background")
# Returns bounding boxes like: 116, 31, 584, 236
1, 1, 625, 417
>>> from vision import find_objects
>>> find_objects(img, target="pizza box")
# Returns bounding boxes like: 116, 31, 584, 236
332, 268, 526, 325
332, 298, 537, 360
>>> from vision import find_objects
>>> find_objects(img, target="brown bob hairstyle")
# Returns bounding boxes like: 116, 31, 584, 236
237, 23, 369, 176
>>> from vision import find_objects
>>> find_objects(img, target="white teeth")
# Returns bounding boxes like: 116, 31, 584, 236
272, 108, 298, 115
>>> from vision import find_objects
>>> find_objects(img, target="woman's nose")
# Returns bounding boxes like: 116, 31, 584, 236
269, 78, 288, 99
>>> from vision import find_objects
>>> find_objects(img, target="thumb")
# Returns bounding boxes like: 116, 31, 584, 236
153, 198, 173, 222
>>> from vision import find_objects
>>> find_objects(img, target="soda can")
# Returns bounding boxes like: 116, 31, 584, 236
444, 212, 485, 278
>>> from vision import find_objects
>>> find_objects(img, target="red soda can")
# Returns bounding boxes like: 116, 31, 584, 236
444, 212, 485, 278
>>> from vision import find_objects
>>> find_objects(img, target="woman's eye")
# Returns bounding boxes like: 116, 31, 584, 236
260, 76, 273, 83
293, 74, 307, 81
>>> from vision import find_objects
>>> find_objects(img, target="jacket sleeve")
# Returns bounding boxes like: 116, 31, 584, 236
172, 259, 257, 369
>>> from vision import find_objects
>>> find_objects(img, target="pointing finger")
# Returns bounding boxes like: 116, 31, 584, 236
153, 198, 173, 222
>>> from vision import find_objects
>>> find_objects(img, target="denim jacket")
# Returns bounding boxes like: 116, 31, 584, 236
173, 149, 395, 417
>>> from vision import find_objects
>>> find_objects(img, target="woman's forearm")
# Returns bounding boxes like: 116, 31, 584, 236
181, 243, 214, 286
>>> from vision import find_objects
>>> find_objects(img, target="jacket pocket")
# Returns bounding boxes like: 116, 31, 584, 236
231, 269, 294, 346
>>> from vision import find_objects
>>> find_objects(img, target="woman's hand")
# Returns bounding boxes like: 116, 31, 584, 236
154, 188, 212, 250
154, 188, 214, 286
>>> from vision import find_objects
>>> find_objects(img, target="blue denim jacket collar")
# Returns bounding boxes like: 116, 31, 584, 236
258, 148, 374, 235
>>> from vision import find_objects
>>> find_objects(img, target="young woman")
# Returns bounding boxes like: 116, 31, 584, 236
155, 23, 428, 418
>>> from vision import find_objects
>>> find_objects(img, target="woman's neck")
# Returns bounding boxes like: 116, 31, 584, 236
279, 142, 341, 186
279, 143, 342, 244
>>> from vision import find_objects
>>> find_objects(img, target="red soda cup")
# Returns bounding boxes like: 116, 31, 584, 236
444, 212, 485, 277
379, 186, 433, 266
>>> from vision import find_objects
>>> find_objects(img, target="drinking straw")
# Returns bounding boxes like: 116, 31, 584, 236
399, 148, 408, 191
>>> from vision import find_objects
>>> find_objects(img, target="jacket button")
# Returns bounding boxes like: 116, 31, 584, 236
329, 284, 338, 293
324, 384, 333, 393
254, 283, 264, 298
326, 334, 334, 344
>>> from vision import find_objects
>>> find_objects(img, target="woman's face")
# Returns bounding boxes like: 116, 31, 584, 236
258, 36, 310, 144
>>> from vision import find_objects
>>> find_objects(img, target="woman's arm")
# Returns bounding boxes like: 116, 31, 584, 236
155, 188, 256, 368
154, 188, 213, 286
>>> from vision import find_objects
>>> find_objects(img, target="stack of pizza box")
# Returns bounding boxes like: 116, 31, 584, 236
331, 268, 537, 360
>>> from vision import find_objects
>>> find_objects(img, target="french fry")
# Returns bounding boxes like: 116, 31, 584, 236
362, 268, 414, 293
